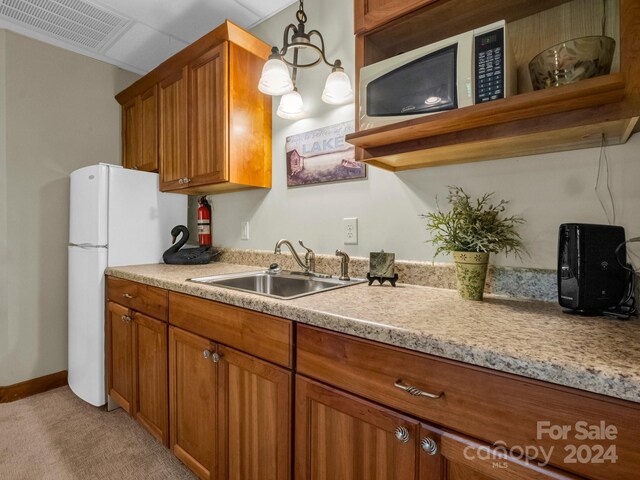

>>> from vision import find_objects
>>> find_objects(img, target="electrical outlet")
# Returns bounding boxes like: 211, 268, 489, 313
241, 221, 249, 240
343, 217, 358, 245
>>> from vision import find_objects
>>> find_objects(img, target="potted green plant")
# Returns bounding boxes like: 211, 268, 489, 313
422, 186, 526, 300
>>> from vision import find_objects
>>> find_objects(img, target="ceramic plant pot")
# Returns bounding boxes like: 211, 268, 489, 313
452, 251, 490, 301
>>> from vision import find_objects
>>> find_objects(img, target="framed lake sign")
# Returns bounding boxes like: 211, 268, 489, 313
285, 120, 366, 187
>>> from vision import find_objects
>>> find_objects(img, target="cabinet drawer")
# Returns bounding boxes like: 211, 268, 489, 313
297, 325, 640, 480
107, 276, 168, 321
169, 292, 292, 368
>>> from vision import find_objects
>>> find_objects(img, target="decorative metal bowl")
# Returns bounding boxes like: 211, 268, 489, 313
528, 36, 615, 90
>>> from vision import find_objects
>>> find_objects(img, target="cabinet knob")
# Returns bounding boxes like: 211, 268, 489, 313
211, 352, 221, 363
203, 350, 212, 359
394, 426, 410, 443
122, 293, 134, 299
421, 437, 438, 455
178, 178, 184, 185
184, 177, 191, 184
121, 315, 132, 323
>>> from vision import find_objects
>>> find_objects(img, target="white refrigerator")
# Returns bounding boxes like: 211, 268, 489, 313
68, 164, 186, 406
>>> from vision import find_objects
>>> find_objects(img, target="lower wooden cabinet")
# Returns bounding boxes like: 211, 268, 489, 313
107, 302, 134, 413
169, 326, 218, 479
106, 279, 639, 479
168, 325, 292, 480
295, 375, 418, 480
296, 376, 580, 480
106, 301, 168, 445
133, 311, 168, 445
419, 424, 582, 480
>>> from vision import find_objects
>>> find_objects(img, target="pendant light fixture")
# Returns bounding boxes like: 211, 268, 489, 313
257, 0, 353, 120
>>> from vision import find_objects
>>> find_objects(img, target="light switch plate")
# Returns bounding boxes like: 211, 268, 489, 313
343, 217, 358, 245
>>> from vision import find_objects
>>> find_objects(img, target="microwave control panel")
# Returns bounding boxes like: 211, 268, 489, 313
474, 27, 505, 104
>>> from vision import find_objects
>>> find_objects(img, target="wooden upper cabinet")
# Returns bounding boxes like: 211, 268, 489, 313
116, 20, 272, 194
349, 0, 640, 171
188, 43, 228, 188
354, 0, 434, 33
121, 98, 140, 171
121, 86, 158, 172
140, 86, 159, 171
159, 68, 189, 191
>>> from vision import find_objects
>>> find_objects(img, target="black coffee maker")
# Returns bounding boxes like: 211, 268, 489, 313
558, 223, 635, 317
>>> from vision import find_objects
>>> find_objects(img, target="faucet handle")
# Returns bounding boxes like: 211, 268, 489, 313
335, 249, 350, 261
336, 249, 350, 281
298, 240, 314, 255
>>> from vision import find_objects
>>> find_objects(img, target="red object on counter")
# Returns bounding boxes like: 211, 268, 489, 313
197, 196, 212, 246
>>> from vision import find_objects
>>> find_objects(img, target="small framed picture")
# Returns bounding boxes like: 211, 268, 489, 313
285, 120, 366, 187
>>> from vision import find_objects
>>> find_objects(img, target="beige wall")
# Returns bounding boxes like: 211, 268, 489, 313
203, 0, 640, 270
0, 30, 139, 386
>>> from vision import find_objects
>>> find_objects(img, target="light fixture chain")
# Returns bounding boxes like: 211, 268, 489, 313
296, 0, 307, 24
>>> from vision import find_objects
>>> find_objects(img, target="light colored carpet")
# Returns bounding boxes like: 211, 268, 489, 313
0, 386, 195, 479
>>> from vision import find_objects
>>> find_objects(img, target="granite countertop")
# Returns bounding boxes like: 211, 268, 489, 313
105, 262, 640, 404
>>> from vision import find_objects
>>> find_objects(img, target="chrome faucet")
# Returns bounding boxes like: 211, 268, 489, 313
274, 239, 316, 275
335, 250, 350, 281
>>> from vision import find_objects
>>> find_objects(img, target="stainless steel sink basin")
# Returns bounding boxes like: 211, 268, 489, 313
189, 270, 365, 300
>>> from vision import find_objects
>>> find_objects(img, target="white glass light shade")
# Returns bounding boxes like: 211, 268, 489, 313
277, 90, 305, 120
321, 69, 354, 105
258, 58, 294, 96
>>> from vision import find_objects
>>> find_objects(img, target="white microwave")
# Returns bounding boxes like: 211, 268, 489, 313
359, 20, 516, 130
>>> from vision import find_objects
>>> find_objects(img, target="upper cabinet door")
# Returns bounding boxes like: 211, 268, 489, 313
139, 85, 159, 172
354, 0, 434, 33
295, 375, 418, 480
122, 86, 158, 172
121, 98, 141, 171
188, 42, 229, 187
159, 68, 189, 191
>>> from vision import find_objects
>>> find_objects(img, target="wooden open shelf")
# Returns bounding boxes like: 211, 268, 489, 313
348, 73, 626, 149
348, 0, 640, 171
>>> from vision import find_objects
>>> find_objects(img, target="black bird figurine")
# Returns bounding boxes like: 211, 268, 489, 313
162, 225, 216, 265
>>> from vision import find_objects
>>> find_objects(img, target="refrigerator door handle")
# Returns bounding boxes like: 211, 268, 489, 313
69, 243, 108, 249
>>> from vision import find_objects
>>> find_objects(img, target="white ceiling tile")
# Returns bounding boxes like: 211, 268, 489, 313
0, 0, 294, 73
92, 0, 261, 42
234, 0, 294, 19
104, 22, 187, 72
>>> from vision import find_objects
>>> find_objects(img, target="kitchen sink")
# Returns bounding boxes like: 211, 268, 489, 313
189, 270, 365, 300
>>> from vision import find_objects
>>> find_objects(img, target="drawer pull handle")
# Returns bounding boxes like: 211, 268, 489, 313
394, 379, 443, 399
122, 293, 134, 299
394, 426, 410, 443
121, 315, 132, 323
421, 437, 438, 455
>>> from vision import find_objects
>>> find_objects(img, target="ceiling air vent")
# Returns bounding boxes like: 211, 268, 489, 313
0, 0, 130, 52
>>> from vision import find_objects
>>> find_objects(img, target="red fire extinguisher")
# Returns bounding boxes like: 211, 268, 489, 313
197, 196, 212, 247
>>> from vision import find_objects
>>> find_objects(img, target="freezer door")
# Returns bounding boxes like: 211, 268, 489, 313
69, 164, 109, 246
108, 167, 186, 266
68, 245, 108, 407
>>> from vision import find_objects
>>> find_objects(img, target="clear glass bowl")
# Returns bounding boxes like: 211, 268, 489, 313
528, 36, 615, 90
